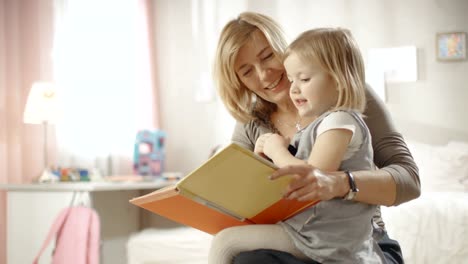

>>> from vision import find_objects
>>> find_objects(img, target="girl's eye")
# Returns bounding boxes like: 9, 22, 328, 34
301, 78, 310, 82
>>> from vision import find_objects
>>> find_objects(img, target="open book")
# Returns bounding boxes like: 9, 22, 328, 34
129, 143, 319, 234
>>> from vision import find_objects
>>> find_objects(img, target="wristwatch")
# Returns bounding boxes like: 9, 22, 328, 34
343, 171, 359, 200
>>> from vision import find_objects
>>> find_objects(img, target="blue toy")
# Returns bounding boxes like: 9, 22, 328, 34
133, 130, 166, 178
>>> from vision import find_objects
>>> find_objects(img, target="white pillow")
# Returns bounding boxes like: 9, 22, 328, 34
407, 140, 468, 192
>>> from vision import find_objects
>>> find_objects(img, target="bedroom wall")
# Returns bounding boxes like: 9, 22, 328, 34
152, 0, 244, 174
152, 0, 468, 175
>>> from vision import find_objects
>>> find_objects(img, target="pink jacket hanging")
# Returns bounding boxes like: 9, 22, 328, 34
33, 206, 100, 264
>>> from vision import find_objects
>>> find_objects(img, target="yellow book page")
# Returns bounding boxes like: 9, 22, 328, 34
177, 143, 291, 219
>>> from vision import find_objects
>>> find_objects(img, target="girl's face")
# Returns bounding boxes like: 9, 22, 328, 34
234, 30, 290, 105
284, 52, 338, 118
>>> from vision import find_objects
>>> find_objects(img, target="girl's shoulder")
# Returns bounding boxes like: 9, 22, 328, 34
320, 109, 364, 125
316, 110, 367, 136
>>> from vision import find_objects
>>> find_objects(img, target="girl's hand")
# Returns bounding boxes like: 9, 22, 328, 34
269, 164, 347, 202
254, 133, 274, 157
263, 134, 289, 159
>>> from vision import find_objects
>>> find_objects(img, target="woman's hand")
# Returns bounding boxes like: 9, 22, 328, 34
269, 164, 348, 202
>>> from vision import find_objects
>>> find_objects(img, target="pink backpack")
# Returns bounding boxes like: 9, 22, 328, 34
33, 206, 100, 264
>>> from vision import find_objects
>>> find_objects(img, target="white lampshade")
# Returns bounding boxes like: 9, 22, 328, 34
23, 82, 61, 124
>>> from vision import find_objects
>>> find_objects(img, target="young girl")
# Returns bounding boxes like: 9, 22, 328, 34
209, 28, 385, 264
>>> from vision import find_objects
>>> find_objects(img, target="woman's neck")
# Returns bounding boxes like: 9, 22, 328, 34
276, 99, 296, 116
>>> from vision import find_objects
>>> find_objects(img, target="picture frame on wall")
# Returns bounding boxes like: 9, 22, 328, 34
436, 32, 466, 61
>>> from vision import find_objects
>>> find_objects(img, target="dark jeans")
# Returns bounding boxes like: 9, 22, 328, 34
379, 233, 404, 264
233, 233, 403, 264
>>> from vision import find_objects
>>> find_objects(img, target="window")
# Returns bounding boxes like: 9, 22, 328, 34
53, 0, 154, 174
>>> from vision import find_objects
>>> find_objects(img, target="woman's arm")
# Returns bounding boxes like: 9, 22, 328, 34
269, 165, 397, 205
364, 86, 420, 205
339, 169, 397, 206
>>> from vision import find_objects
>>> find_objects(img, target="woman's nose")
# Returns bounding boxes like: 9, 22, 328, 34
257, 66, 272, 81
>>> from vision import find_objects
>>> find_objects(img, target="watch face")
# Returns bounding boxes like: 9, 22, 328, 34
345, 190, 357, 200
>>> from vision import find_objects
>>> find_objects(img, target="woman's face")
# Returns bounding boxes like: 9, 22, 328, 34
234, 30, 290, 105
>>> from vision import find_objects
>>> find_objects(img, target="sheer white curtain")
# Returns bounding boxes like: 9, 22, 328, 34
52, 0, 156, 175
193, 0, 246, 143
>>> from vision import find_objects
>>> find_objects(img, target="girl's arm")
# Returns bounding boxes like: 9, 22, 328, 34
263, 109, 354, 171
306, 129, 352, 171
271, 88, 421, 206
260, 112, 352, 170
255, 133, 307, 166
275, 128, 352, 202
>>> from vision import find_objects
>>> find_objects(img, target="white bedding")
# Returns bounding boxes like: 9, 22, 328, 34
127, 227, 212, 264
382, 191, 468, 264
380, 140, 468, 264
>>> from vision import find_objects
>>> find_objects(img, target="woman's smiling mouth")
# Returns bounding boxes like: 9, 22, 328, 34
265, 74, 283, 90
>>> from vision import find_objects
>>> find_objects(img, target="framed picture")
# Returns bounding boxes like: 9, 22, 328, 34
436, 32, 466, 61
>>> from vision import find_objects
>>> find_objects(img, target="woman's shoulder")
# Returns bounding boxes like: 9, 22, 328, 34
232, 119, 273, 150
234, 119, 270, 131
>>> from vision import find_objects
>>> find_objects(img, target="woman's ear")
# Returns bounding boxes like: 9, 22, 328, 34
333, 79, 341, 93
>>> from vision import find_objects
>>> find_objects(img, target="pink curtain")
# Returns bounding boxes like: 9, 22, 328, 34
0, 0, 159, 261
139, 0, 161, 129
0, 0, 55, 262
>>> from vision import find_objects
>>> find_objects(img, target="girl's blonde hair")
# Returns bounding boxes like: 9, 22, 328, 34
213, 12, 288, 123
285, 28, 366, 113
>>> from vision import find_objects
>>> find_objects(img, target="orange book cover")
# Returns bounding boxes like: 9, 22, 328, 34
130, 186, 252, 234
129, 143, 319, 234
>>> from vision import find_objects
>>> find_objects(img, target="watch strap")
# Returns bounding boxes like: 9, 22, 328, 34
343, 170, 359, 200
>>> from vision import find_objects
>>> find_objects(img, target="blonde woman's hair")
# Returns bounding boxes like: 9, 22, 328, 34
285, 28, 366, 113
213, 12, 288, 124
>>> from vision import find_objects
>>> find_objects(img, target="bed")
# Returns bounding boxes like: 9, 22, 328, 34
127, 139, 468, 264
381, 139, 468, 263
127, 227, 212, 264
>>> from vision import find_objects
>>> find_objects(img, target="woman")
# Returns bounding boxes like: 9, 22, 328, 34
211, 12, 420, 264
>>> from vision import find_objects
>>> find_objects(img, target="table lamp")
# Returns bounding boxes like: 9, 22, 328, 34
23, 81, 61, 182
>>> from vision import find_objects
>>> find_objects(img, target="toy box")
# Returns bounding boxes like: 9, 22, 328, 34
133, 130, 166, 178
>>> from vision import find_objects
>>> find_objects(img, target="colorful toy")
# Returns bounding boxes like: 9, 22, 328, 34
133, 130, 166, 178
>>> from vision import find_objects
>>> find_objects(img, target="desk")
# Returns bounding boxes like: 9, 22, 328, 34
1, 180, 173, 264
